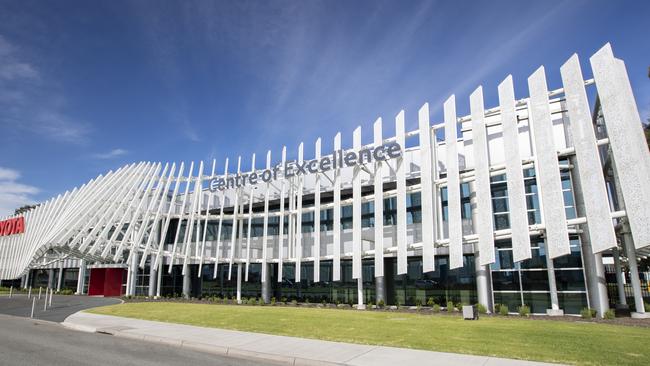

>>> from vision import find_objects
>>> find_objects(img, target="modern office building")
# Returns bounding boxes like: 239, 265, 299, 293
1, 44, 649, 317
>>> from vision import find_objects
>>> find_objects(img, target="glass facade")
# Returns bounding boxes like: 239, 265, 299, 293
489, 165, 588, 314
152, 162, 588, 314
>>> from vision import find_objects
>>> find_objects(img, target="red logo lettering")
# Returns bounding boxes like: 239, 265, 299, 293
0, 217, 25, 237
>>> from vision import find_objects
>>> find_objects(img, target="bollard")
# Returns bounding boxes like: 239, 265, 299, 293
38, 287, 42, 300
28, 287, 32, 299
9, 286, 12, 298
30, 297, 36, 318
48, 288, 53, 307
43, 289, 48, 311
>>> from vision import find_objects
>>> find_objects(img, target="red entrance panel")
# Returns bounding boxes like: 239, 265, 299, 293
104, 268, 124, 296
87, 268, 105, 296
87, 268, 125, 296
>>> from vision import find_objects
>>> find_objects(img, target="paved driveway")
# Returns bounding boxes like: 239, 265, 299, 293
0, 315, 267, 366
0, 294, 121, 322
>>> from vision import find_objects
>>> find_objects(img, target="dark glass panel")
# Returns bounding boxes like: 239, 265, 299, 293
492, 271, 520, 291
522, 292, 551, 314
554, 269, 586, 291
520, 271, 549, 291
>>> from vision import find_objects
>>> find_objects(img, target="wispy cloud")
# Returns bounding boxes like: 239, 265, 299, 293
180, 117, 200, 142
0, 167, 39, 217
0, 34, 90, 144
92, 148, 129, 159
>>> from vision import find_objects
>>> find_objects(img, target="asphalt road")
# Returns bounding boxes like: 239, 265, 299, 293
0, 315, 274, 366
0, 294, 121, 322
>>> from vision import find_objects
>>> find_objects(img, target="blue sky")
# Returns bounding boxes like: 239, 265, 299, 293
0, 0, 648, 216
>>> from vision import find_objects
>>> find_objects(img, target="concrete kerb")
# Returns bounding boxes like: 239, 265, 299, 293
61, 315, 343, 366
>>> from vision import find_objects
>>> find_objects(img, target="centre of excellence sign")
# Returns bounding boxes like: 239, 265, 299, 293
209, 141, 402, 192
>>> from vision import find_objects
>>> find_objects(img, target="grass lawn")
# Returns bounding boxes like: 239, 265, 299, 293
89, 302, 650, 366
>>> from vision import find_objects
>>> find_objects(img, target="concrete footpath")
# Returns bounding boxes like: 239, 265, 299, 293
63, 312, 560, 366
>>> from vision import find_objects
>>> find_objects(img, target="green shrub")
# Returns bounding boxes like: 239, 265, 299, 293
415, 298, 422, 307
305, 298, 310, 304
281, 297, 287, 303
432, 304, 441, 312
456, 303, 464, 312
499, 304, 509, 316
270, 297, 276, 305
249, 297, 258, 305
517, 305, 529, 316
291, 299, 298, 306
477, 303, 487, 314
604, 309, 616, 319
644, 302, 650, 312
427, 297, 435, 307
446, 301, 455, 312
377, 299, 385, 308
58, 289, 74, 295
580, 308, 593, 319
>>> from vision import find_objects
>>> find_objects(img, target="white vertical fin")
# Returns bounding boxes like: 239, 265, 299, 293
373, 119, 384, 278
261, 151, 271, 282
470, 87, 496, 266
418, 104, 436, 272
395, 111, 408, 275
333, 133, 342, 281
314, 138, 322, 283
590, 44, 650, 250
528, 67, 571, 259
352, 127, 362, 279
444, 96, 464, 269
296, 143, 304, 283
499, 76, 532, 262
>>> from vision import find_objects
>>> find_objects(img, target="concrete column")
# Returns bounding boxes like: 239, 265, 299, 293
357, 278, 364, 309
156, 257, 163, 298
129, 252, 139, 296
236, 264, 242, 304
182, 264, 191, 299
148, 255, 157, 298
375, 275, 386, 305
23, 270, 30, 289
581, 239, 610, 317
622, 231, 648, 318
475, 254, 491, 313
20, 274, 26, 288
568, 151, 609, 317
261, 264, 272, 303
47, 269, 54, 289
612, 248, 628, 309
469, 181, 492, 313
56, 262, 64, 291
76, 260, 86, 295
545, 242, 563, 316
